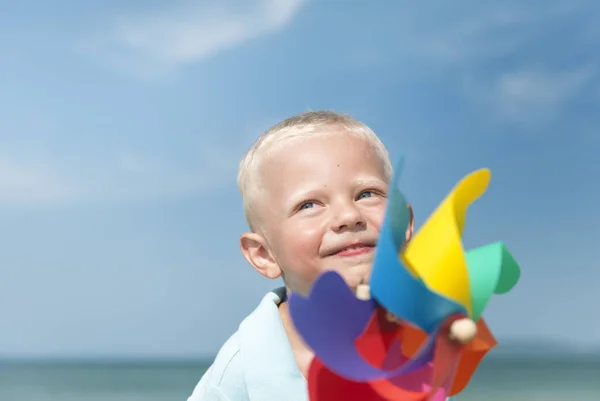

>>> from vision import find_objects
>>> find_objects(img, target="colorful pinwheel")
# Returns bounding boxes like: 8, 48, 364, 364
289, 159, 521, 401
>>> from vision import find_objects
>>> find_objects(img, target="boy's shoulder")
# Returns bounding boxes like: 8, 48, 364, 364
187, 330, 247, 401
187, 287, 307, 401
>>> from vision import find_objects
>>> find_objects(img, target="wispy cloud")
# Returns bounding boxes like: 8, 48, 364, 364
0, 138, 249, 207
394, 1, 593, 65
464, 66, 596, 124
391, 0, 600, 125
0, 157, 77, 206
335, 1, 599, 127
77, 0, 307, 78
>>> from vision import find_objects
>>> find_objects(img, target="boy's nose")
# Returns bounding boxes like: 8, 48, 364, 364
331, 205, 365, 232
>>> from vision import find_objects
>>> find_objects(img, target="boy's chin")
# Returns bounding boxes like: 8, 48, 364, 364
335, 264, 372, 291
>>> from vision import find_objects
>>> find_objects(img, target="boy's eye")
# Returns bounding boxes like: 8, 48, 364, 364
357, 191, 373, 200
299, 201, 315, 210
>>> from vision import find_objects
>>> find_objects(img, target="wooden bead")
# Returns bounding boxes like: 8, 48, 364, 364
449, 318, 478, 344
355, 284, 371, 300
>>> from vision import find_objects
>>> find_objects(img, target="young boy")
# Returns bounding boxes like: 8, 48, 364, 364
187, 110, 415, 401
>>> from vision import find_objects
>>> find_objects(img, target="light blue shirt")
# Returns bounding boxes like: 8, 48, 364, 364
187, 287, 451, 401
187, 287, 307, 401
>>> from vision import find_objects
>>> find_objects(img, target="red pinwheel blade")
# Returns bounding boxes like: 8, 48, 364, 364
308, 357, 429, 401
355, 308, 404, 367
368, 316, 462, 401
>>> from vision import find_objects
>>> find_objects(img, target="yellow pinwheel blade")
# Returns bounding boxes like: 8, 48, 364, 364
402, 169, 492, 316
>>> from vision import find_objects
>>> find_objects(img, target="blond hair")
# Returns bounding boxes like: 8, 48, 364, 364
237, 110, 393, 230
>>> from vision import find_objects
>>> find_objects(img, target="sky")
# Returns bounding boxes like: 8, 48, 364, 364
0, 0, 599, 359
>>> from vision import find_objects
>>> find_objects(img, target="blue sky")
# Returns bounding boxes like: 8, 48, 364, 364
1, 0, 599, 359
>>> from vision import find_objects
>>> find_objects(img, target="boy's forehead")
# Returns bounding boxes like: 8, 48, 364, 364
258, 133, 385, 192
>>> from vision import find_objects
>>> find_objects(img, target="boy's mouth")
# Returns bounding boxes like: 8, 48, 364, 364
328, 242, 375, 257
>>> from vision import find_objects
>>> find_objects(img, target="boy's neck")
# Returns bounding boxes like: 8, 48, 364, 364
278, 300, 314, 378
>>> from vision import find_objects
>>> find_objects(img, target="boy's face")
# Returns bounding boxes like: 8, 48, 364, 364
242, 132, 401, 296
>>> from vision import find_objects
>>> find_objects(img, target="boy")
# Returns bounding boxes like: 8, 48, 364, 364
188, 110, 415, 401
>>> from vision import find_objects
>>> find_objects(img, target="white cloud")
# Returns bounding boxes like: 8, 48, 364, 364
77, 0, 307, 78
0, 158, 77, 206
494, 68, 593, 120
464, 67, 595, 124
392, 0, 600, 125
0, 141, 246, 207
354, 1, 569, 68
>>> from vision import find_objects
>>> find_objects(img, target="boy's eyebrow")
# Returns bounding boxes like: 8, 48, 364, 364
354, 177, 387, 188
286, 189, 321, 208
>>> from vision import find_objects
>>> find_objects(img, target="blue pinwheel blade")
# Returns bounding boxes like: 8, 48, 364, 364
369, 157, 466, 333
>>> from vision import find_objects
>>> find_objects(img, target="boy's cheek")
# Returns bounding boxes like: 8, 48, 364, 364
371, 207, 386, 230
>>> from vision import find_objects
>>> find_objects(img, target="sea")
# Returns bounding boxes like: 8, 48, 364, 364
0, 356, 598, 401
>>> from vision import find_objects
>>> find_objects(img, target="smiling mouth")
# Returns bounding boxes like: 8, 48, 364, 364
332, 243, 375, 257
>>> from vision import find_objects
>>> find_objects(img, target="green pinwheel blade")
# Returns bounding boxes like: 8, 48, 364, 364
465, 241, 521, 320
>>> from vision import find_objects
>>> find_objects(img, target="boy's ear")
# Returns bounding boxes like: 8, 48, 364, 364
405, 204, 415, 242
240, 232, 282, 280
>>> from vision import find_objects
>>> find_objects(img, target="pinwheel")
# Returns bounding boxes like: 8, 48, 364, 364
288, 159, 521, 400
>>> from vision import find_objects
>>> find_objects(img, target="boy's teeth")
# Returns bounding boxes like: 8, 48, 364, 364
345, 244, 368, 250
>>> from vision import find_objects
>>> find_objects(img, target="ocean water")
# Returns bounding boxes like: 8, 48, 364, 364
0, 357, 598, 401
